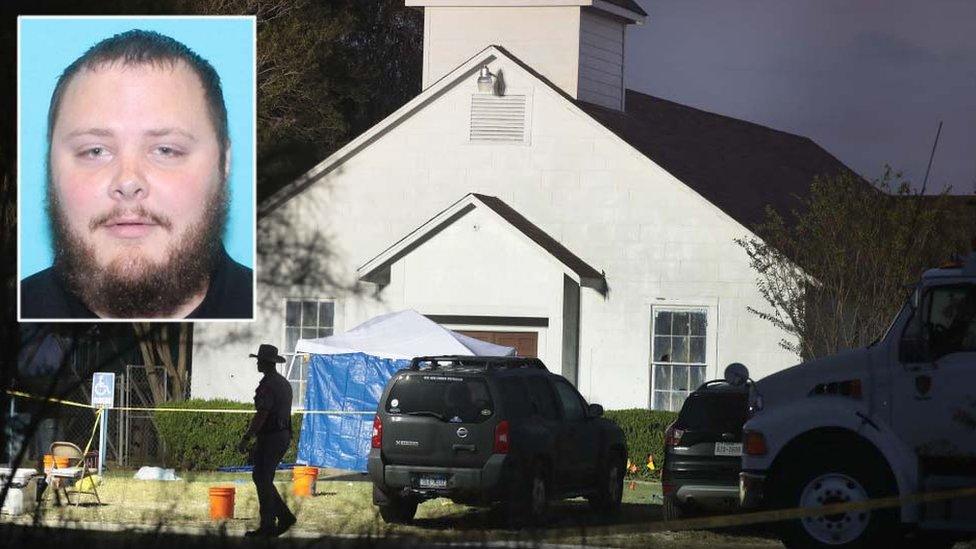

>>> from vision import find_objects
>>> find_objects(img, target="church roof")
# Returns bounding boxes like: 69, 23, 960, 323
578, 90, 858, 229
265, 44, 860, 234
601, 0, 647, 17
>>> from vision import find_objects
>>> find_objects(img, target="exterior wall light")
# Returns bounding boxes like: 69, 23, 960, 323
477, 66, 496, 94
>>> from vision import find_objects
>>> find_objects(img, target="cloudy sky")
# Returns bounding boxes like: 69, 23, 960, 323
625, 0, 976, 194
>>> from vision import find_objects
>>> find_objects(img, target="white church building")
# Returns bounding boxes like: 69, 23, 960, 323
191, 0, 853, 412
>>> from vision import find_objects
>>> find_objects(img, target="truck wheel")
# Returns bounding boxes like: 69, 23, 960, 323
588, 454, 624, 513
773, 445, 898, 548
505, 462, 549, 527
662, 494, 684, 521
377, 495, 418, 524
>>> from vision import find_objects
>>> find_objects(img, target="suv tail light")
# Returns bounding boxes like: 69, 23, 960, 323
664, 421, 684, 448
493, 420, 510, 454
743, 430, 767, 455
371, 414, 383, 449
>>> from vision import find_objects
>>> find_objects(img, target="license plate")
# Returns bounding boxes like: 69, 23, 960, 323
417, 475, 447, 489
714, 442, 743, 456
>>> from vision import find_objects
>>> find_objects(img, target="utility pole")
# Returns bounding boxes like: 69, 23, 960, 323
920, 120, 943, 195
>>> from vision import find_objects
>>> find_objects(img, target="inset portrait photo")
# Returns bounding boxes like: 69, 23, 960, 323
18, 16, 256, 321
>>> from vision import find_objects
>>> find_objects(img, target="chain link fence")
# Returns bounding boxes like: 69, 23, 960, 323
115, 364, 178, 467
6, 376, 111, 470
6, 365, 180, 470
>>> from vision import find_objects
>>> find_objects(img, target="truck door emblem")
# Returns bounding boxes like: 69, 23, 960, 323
915, 375, 932, 397
456, 427, 468, 438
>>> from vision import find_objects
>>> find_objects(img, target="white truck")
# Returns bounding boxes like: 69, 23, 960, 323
737, 252, 976, 548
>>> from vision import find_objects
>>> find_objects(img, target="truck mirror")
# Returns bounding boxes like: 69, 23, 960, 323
724, 363, 750, 386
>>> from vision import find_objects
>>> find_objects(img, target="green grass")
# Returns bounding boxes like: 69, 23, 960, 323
3, 471, 782, 548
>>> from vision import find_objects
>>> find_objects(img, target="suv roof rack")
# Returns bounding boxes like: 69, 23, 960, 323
695, 379, 747, 392
408, 355, 548, 372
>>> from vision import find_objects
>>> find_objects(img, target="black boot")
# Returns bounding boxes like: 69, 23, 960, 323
274, 514, 297, 536
244, 527, 275, 538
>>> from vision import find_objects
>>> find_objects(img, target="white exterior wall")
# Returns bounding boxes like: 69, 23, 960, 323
385, 206, 567, 367
192, 53, 798, 407
577, 9, 625, 110
422, 6, 582, 96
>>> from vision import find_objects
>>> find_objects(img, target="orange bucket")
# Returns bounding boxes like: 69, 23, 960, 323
53, 456, 70, 469
43, 454, 54, 472
292, 466, 318, 497
208, 486, 235, 520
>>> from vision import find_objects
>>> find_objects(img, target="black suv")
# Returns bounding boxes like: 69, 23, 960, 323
662, 380, 749, 519
368, 355, 627, 525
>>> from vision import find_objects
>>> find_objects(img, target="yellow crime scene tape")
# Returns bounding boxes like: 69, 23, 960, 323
6, 390, 100, 410
5, 390, 372, 414
546, 484, 976, 536
9, 389, 976, 534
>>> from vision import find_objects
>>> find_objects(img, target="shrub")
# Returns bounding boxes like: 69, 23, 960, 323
605, 408, 677, 479
154, 399, 302, 471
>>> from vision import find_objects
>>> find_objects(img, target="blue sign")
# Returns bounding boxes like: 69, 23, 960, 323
91, 372, 115, 408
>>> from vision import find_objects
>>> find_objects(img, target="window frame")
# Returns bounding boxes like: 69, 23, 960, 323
553, 378, 587, 421
525, 375, 560, 421
282, 298, 336, 353
901, 283, 976, 363
280, 297, 337, 409
649, 304, 714, 412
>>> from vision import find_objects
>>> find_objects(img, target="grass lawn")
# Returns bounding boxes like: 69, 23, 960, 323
2, 470, 784, 548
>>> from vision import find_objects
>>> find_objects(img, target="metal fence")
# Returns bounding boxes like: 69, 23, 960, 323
6, 376, 115, 469
6, 364, 178, 469
115, 364, 176, 467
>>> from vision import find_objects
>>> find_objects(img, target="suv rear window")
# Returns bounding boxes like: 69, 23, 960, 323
497, 377, 533, 420
677, 392, 747, 433
525, 376, 560, 420
386, 374, 494, 423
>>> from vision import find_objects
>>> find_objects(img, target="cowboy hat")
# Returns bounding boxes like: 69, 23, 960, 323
249, 344, 286, 364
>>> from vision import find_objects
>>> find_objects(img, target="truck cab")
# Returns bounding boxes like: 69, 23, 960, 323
739, 252, 976, 547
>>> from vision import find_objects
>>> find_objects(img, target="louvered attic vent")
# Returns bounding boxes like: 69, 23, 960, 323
469, 94, 527, 143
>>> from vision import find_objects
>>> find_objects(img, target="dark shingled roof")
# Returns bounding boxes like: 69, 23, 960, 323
601, 0, 647, 17
578, 90, 858, 230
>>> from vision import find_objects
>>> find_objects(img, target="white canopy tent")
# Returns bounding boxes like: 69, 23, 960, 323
292, 310, 514, 471
294, 309, 516, 359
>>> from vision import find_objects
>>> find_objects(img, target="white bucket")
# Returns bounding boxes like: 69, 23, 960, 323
0, 467, 40, 516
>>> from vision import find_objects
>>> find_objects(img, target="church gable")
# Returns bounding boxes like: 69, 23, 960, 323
264, 44, 771, 286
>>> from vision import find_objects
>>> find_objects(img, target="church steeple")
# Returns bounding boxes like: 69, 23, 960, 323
406, 0, 646, 111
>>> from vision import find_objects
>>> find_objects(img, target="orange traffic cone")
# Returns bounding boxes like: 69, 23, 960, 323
628, 480, 638, 491
627, 459, 638, 475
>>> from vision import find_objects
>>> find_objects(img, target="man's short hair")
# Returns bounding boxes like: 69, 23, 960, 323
47, 29, 229, 169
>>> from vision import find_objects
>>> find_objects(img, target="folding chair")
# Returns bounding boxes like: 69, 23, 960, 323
48, 441, 101, 505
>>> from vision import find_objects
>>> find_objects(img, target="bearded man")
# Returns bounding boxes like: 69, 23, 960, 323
20, 29, 252, 319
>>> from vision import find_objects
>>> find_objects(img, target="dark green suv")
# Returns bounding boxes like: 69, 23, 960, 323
368, 355, 627, 525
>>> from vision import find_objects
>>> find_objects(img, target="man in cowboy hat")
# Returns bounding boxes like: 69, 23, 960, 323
238, 344, 296, 537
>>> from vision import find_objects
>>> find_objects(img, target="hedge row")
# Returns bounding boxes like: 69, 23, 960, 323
604, 408, 677, 478
154, 399, 302, 471
153, 400, 675, 476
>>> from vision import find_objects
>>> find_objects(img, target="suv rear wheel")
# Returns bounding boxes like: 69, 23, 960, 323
377, 495, 418, 524
662, 494, 685, 521
506, 462, 549, 527
589, 453, 624, 513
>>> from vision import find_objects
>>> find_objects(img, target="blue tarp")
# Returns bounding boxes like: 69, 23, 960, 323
296, 353, 407, 472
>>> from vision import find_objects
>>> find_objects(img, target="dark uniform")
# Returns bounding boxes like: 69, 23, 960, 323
252, 369, 295, 531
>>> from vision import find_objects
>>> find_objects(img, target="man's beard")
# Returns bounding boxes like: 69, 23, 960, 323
48, 182, 229, 318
